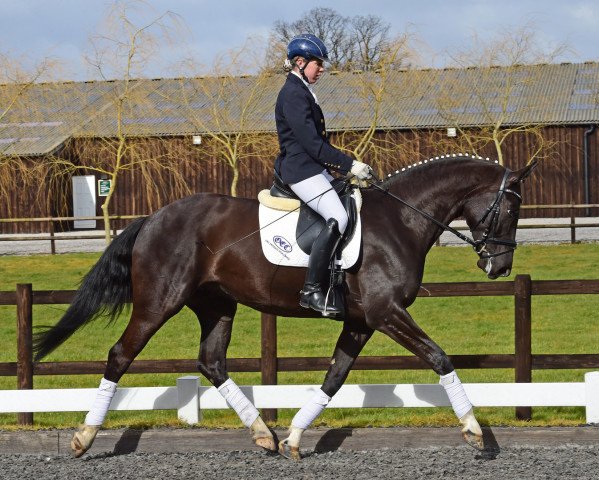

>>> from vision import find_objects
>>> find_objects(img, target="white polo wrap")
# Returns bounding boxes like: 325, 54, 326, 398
217, 378, 260, 428
291, 388, 331, 430
84, 377, 117, 426
440, 371, 473, 419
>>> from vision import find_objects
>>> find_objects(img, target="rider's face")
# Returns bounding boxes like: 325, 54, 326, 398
297, 58, 324, 84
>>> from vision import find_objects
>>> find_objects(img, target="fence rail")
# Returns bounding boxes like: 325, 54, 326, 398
2, 205, 599, 252
1, 374, 598, 425
2, 275, 599, 425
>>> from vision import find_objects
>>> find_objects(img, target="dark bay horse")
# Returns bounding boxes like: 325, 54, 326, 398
33, 155, 536, 459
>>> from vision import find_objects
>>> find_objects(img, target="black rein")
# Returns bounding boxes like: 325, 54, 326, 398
366, 168, 522, 259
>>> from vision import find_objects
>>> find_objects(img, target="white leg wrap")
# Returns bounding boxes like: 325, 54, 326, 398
84, 377, 117, 426
217, 378, 259, 428
291, 389, 331, 430
440, 371, 473, 420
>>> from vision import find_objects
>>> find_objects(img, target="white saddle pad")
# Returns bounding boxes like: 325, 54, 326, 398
258, 191, 362, 269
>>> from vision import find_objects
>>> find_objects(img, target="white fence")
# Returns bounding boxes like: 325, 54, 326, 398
1, 372, 598, 425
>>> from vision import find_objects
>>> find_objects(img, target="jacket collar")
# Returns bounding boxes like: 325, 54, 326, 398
288, 71, 319, 104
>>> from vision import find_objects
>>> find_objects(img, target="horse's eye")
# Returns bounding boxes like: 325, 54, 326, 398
508, 209, 519, 219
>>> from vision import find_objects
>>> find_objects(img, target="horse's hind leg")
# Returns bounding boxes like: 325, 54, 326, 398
72, 292, 188, 457
367, 306, 484, 450
279, 323, 373, 460
188, 295, 277, 452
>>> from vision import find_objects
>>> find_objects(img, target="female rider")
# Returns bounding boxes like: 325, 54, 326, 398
274, 33, 372, 316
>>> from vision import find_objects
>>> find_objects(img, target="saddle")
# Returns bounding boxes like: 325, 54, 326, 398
268, 172, 359, 255
261, 173, 360, 320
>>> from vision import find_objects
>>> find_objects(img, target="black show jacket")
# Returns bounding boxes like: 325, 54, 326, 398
274, 73, 353, 184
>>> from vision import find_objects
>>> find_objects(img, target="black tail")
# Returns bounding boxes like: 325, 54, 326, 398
33, 217, 146, 361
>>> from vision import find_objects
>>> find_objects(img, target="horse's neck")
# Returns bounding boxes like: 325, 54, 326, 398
387, 161, 485, 244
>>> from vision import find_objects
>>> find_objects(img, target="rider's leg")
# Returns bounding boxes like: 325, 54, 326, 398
289, 171, 348, 234
298, 218, 342, 314
290, 172, 348, 315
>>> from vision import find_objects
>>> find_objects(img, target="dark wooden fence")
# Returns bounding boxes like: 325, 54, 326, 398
2, 275, 599, 425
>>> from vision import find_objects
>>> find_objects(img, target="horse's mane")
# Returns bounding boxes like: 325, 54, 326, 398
381, 153, 500, 187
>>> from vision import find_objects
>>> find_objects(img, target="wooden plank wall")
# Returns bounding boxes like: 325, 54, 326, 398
2, 125, 597, 233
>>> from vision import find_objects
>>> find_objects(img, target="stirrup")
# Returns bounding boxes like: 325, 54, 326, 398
299, 287, 341, 316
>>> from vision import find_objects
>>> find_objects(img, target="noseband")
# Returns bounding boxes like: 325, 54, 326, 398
471, 169, 522, 259
369, 168, 521, 259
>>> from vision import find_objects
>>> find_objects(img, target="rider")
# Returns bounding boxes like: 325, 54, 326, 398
274, 33, 373, 315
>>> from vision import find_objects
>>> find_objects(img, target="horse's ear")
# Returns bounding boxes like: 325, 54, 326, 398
508, 159, 538, 184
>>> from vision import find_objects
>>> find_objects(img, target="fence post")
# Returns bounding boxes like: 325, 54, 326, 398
585, 372, 599, 424
261, 313, 278, 422
16, 283, 34, 425
570, 203, 576, 244
49, 220, 56, 254
514, 274, 532, 420
177, 376, 200, 424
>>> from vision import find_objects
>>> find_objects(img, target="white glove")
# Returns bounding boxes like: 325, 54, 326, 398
350, 160, 372, 180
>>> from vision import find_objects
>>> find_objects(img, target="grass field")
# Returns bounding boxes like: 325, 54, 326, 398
0, 243, 598, 430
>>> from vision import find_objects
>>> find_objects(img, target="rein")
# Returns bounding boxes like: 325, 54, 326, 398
205, 167, 520, 259
366, 168, 521, 259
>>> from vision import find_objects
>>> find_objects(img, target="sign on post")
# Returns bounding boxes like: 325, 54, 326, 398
98, 179, 112, 197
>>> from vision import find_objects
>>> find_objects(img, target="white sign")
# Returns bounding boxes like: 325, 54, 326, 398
72, 175, 96, 229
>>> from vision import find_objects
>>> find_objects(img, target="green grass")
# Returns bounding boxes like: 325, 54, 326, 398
0, 244, 598, 429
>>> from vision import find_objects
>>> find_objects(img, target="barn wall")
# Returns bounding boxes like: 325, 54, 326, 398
2, 125, 597, 233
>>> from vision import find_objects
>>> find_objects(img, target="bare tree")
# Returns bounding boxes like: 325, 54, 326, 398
436, 26, 569, 165
332, 34, 423, 177
0, 52, 60, 219
271, 7, 399, 72
350, 15, 391, 71
176, 38, 277, 197
43, 1, 191, 244
272, 7, 352, 70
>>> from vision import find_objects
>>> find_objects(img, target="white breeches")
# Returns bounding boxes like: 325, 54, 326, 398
290, 171, 348, 234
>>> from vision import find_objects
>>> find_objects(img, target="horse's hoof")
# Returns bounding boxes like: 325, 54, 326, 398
462, 430, 484, 450
70, 425, 100, 458
278, 439, 301, 461
254, 435, 277, 452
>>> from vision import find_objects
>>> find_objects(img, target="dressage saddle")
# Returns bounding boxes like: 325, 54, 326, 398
270, 171, 359, 255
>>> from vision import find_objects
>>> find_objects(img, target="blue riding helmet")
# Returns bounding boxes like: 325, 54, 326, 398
287, 34, 329, 61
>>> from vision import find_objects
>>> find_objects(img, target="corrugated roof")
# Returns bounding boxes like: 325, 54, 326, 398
1, 62, 597, 156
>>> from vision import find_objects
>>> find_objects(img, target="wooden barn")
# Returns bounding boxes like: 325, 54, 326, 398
1, 61, 597, 233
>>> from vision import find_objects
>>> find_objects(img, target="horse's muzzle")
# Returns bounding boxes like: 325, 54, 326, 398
478, 257, 512, 280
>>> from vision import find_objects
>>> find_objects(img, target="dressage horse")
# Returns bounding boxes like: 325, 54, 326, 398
33, 155, 536, 459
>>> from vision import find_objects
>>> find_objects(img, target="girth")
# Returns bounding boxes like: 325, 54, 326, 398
270, 172, 359, 255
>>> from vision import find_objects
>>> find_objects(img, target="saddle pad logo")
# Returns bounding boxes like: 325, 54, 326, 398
273, 235, 293, 253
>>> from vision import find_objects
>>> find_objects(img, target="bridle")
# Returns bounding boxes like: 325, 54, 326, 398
368, 168, 522, 259
470, 168, 522, 259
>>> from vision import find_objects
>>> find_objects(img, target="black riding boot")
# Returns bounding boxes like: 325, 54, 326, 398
300, 218, 343, 316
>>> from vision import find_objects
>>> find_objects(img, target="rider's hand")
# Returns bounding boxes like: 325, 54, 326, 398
350, 160, 373, 180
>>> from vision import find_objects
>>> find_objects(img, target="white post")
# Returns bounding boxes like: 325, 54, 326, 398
585, 372, 599, 424
177, 376, 200, 425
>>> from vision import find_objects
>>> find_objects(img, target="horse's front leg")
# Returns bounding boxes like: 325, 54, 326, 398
367, 304, 484, 450
279, 323, 373, 460
189, 297, 277, 453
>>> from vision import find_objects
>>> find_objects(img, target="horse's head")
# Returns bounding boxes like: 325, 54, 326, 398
463, 161, 537, 279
